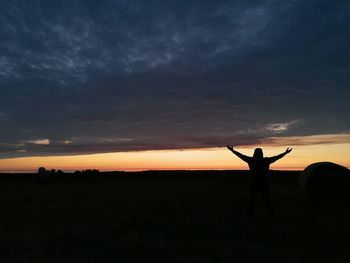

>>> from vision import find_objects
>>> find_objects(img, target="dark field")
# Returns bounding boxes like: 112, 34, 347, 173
0, 170, 349, 263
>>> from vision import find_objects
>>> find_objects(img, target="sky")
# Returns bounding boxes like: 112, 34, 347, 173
0, 0, 349, 171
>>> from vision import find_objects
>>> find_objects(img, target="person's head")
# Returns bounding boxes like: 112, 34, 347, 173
253, 148, 263, 159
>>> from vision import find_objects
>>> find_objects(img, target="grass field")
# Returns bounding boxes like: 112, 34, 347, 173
0, 170, 349, 262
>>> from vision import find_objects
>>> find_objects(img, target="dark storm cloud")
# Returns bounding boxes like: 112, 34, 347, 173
0, 0, 349, 157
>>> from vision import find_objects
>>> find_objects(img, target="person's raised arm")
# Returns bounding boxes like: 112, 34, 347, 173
267, 148, 292, 164
226, 145, 251, 163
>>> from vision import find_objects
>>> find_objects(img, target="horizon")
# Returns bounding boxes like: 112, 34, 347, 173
0, 1, 349, 171
1, 136, 349, 172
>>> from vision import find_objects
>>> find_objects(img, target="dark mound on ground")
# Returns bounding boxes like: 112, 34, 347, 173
299, 162, 350, 204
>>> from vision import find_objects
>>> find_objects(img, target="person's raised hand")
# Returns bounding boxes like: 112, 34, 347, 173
285, 147, 293, 154
227, 145, 234, 151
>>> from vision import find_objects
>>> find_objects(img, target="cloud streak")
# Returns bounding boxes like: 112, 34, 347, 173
261, 134, 350, 147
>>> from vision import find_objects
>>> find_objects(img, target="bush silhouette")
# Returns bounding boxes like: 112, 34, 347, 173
37, 167, 52, 184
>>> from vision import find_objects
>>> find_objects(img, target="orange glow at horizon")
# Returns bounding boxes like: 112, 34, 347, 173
0, 139, 349, 172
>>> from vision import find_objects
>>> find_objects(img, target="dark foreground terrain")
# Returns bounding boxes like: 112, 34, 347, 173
0, 170, 349, 263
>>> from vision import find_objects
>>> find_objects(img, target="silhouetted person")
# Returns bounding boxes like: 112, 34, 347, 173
227, 145, 292, 217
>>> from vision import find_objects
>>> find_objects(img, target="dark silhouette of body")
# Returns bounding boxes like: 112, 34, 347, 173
227, 145, 292, 216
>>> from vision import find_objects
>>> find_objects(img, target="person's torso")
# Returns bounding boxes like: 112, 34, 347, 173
248, 158, 271, 179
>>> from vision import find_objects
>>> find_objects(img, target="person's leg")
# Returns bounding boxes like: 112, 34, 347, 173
247, 183, 258, 216
260, 184, 274, 217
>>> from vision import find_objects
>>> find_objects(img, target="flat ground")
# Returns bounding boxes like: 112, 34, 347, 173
0, 170, 349, 262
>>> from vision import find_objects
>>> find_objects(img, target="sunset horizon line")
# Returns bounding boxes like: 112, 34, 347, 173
0, 139, 349, 173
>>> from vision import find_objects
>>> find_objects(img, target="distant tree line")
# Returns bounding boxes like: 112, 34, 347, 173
37, 167, 100, 176
36, 167, 101, 184
73, 169, 100, 176
37, 167, 64, 176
